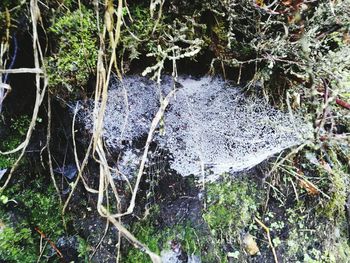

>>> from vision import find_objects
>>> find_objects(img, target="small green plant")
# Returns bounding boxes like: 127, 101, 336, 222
125, 222, 161, 263
47, 6, 98, 94
125, 202, 202, 263
10, 115, 30, 136
120, 5, 159, 63
78, 236, 90, 261
0, 137, 20, 169
203, 175, 259, 235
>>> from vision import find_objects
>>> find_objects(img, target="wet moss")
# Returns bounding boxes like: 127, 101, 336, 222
47, 5, 98, 96
202, 175, 262, 262
0, 225, 36, 262
125, 219, 201, 263
0, 175, 66, 262
0, 115, 30, 169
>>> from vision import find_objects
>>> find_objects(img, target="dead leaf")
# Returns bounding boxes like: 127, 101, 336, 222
299, 179, 319, 196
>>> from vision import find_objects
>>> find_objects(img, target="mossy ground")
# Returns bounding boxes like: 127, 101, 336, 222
0, 174, 64, 262
0, 116, 30, 169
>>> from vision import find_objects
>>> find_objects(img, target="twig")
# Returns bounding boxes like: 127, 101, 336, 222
336, 97, 350, 110
254, 217, 279, 263
3, 33, 18, 83
46, 93, 65, 227
106, 88, 177, 218
99, 206, 161, 263
34, 227, 63, 259
89, 219, 109, 261
36, 240, 48, 263
278, 164, 330, 199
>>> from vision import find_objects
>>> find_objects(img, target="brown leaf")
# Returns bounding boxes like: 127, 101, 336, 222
299, 179, 319, 196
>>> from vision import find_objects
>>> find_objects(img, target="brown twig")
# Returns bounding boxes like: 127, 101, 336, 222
336, 98, 350, 110
34, 227, 64, 259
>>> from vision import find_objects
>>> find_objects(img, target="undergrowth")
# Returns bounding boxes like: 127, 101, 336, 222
0, 0, 349, 262
0, 175, 66, 262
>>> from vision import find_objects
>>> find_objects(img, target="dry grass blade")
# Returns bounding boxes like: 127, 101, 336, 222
62, 1, 164, 260
0, 68, 43, 74
100, 206, 162, 263
0, 0, 47, 191
117, 88, 177, 217
255, 217, 279, 263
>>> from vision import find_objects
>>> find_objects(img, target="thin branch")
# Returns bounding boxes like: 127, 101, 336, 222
255, 217, 279, 263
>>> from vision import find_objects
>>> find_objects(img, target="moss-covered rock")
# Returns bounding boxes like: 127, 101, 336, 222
47, 5, 98, 96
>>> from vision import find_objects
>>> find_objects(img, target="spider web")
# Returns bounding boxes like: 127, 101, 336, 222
77, 76, 312, 180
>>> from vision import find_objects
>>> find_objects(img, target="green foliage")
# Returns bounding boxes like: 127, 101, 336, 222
120, 5, 159, 62
125, 204, 201, 263
263, 146, 350, 263
125, 222, 160, 263
201, 175, 261, 262
0, 136, 20, 168
10, 115, 31, 136
282, 202, 350, 263
0, 0, 26, 40
124, 177, 262, 263
47, 5, 98, 93
0, 225, 36, 262
19, 186, 64, 237
78, 235, 91, 261
0, 115, 30, 169
0, 176, 65, 262
203, 175, 259, 236
317, 148, 349, 221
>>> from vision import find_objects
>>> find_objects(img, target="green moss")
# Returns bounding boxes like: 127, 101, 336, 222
125, 221, 160, 263
0, 1, 25, 39
126, 221, 201, 263
315, 148, 349, 221
120, 5, 163, 62
200, 176, 261, 262
19, 187, 64, 237
0, 136, 20, 169
0, 115, 30, 169
124, 176, 261, 263
125, 203, 202, 263
321, 170, 347, 220
283, 203, 350, 263
47, 5, 98, 94
0, 176, 65, 262
10, 115, 31, 136
203, 175, 259, 235
0, 225, 36, 262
